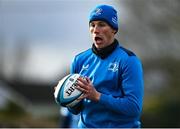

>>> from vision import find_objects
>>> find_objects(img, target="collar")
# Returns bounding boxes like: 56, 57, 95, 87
92, 39, 118, 59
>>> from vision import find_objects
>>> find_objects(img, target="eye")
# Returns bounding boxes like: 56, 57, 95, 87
89, 23, 95, 28
98, 22, 107, 27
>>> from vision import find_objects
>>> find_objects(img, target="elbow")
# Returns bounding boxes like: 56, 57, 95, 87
128, 102, 142, 117
125, 93, 143, 117
131, 106, 142, 117
122, 97, 142, 117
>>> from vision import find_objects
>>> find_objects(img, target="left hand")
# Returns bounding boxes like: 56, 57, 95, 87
76, 77, 101, 102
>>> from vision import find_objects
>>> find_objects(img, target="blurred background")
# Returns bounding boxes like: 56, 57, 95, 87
0, 0, 180, 127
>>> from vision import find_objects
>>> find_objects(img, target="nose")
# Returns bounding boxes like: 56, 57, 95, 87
93, 25, 100, 34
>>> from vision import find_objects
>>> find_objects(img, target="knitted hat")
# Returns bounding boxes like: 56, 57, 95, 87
89, 5, 118, 31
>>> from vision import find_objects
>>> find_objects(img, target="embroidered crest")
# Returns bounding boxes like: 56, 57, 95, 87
94, 8, 102, 16
108, 62, 118, 72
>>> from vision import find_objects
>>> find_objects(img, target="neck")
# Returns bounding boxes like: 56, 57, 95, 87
92, 39, 118, 59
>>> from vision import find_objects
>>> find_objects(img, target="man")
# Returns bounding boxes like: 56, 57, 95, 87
68, 5, 144, 128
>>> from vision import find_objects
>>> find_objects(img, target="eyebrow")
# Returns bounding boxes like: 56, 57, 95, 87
90, 21, 107, 24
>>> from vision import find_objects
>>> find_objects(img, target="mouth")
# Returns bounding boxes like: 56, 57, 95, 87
94, 36, 103, 44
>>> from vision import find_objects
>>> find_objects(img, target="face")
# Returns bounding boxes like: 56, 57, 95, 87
89, 21, 116, 49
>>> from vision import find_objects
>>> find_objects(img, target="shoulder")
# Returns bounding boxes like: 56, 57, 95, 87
71, 48, 92, 73
72, 48, 92, 64
114, 44, 136, 58
115, 45, 139, 61
115, 45, 142, 68
119, 46, 136, 57
74, 48, 92, 60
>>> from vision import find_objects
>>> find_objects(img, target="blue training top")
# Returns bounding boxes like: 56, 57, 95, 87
68, 41, 144, 128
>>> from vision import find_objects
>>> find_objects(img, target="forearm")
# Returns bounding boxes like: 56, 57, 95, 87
99, 93, 143, 117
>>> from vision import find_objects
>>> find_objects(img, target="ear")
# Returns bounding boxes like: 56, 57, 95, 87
112, 29, 117, 34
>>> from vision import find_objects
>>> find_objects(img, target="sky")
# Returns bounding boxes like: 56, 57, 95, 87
0, 0, 123, 83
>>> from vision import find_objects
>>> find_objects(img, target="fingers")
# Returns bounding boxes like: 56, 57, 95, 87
76, 76, 95, 100
76, 84, 88, 93
77, 77, 88, 85
85, 77, 91, 84
77, 93, 87, 101
76, 76, 92, 94
77, 77, 89, 90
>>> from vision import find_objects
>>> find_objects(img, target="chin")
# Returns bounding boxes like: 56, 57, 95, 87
95, 43, 104, 49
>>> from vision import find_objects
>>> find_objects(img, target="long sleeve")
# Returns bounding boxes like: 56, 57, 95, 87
65, 46, 144, 127
99, 56, 144, 117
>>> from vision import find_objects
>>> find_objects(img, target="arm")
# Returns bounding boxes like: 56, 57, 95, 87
99, 57, 144, 117
74, 55, 143, 117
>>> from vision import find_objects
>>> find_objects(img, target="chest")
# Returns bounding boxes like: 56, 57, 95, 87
78, 56, 121, 95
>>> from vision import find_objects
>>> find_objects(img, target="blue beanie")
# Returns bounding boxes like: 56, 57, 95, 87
89, 5, 118, 31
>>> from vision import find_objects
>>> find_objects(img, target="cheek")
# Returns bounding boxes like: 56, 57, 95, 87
89, 28, 93, 34
103, 30, 113, 39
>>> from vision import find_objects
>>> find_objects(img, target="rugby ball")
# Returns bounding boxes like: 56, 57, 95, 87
54, 74, 83, 108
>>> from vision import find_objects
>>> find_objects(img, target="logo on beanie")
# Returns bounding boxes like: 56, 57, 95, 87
112, 16, 118, 25
94, 8, 102, 16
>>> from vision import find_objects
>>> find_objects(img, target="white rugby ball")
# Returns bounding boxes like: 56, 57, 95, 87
54, 74, 83, 108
